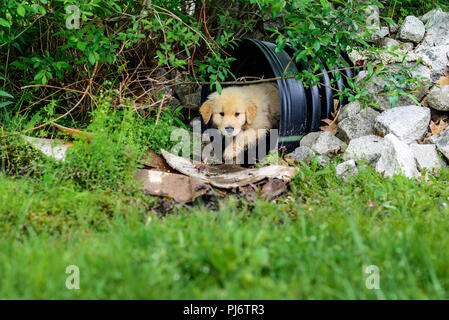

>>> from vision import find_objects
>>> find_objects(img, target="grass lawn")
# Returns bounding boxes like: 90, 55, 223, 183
1, 160, 449, 299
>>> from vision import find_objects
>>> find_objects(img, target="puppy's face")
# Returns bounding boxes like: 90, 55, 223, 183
199, 90, 257, 137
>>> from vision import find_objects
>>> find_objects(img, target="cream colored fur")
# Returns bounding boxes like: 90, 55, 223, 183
199, 83, 280, 162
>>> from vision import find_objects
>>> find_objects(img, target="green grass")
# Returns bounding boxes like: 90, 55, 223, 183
1, 161, 449, 299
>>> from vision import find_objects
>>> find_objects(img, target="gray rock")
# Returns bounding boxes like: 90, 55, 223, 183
401, 42, 415, 52
380, 38, 400, 50
374, 105, 430, 143
398, 16, 425, 44
415, 45, 449, 80
409, 144, 446, 171
336, 160, 358, 180
338, 108, 379, 142
286, 146, 315, 164
427, 85, 449, 111
182, 90, 202, 109
337, 101, 362, 122
299, 131, 345, 156
421, 11, 449, 47
421, 8, 445, 24
376, 134, 419, 178
432, 129, 449, 160
344, 135, 385, 164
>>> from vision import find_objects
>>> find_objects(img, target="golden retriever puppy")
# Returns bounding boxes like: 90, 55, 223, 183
199, 83, 280, 162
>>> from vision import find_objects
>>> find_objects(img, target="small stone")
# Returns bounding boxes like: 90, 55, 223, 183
344, 135, 385, 164
409, 144, 446, 172
427, 86, 449, 111
398, 16, 425, 44
374, 105, 430, 144
336, 160, 358, 180
375, 134, 419, 178
300, 131, 345, 156
337, 108, 379, 142
337, 101, 362, 122
286, 146, 315, 164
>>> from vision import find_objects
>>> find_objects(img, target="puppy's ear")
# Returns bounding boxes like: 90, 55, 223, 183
199, 101, 213, 124
246, 101, 258, 125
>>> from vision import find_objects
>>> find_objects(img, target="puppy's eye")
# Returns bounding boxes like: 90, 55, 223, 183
235, 112, 240, 116
219, 112, 224, 116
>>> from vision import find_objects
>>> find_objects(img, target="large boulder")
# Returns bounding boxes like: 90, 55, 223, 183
421, 10, 449, 47
409, 144, 446, 171
397, 16, 425, 44
375, 134, 419, 178
427, 85, 449, 111
373, 105, 430, 143
337, 108, 379, 142
415, 45, 449, 80
343, 135, 385, 164
299, 131, 345, 156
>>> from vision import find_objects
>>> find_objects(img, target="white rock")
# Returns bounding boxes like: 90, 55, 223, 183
376, 134, 419, 178
374, 106, 430, 144
427, 85, 449, 111
344, 135, 385, 164
300, 131, 345, 156
410, 144, 446, 171
336, 160, 358, 180
398, 16, 425, 44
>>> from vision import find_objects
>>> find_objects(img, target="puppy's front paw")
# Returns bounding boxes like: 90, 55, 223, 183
223, 146, 236, 163
223, 145, 244, 163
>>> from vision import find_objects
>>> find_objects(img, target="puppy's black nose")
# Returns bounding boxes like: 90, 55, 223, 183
225, 126, 234, 134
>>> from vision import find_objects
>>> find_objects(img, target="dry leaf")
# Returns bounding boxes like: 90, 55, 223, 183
319, 118, 338, 136
421, 96, 428, 107
436, 76, 449, 87
429, 120, 448, 136
53, 122, 93, 141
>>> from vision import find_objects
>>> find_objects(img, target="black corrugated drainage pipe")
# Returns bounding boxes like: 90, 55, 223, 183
200, 39, 357, 158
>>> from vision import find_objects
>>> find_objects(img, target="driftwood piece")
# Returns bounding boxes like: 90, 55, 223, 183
161, 149, 296, 189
